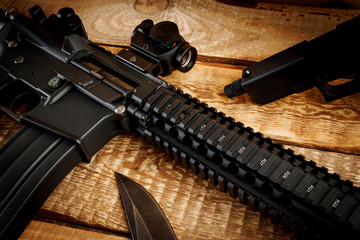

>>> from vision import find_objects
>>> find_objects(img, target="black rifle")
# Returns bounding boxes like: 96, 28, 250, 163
224, 15, 360, 104
0, 6, 359, 240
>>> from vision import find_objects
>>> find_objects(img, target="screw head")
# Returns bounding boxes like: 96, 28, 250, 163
243, 70, 251, 77
48, 76, 61, 89
141, 114, 150, 122
115, 105, 127, 115
8, 40, 18, 48
130, 56, 137, 63
6, 8, 17, 20
14, 56, 24, 64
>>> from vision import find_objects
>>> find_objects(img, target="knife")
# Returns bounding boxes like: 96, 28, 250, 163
115, 172, 177, 240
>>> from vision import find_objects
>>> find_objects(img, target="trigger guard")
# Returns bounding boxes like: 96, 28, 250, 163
316, 78, 360, 102
0, 80, 40, 121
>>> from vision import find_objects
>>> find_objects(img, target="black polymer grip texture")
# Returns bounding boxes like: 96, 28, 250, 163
0, 124, 82, 240
131, 85, 360, 240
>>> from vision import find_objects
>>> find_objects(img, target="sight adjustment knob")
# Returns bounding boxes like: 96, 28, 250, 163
56, 7, 87, 38
139, 19, 154, 35
57, 7, 75, 20
150, 21, 180, 50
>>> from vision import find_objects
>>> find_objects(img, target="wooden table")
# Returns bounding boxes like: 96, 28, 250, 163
1, 0, 360, 239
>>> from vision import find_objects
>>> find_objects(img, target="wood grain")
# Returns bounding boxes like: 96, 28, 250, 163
288, 145, 360, 187
20, 219, 129, 240
2, 0, 360, 61
0, 0, 359, 240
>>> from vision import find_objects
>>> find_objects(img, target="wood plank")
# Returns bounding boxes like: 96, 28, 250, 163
2, 0, 360, 62
288, 145, 360, 187
19, 219, 130, 240
257, 2, 360, 14
221, 0, 360, 9
0, 1, 359, 239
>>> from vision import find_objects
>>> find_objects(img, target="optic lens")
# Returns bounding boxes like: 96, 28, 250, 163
181, 50, 192, 69
177, 45, 197, 72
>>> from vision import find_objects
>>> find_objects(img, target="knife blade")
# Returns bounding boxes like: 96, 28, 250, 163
115, 172, 177, 240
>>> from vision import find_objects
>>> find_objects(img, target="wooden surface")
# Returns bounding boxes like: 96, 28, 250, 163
1, 0, 360, 239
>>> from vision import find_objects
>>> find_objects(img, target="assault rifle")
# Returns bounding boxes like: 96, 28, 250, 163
0, 6, 359, 240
